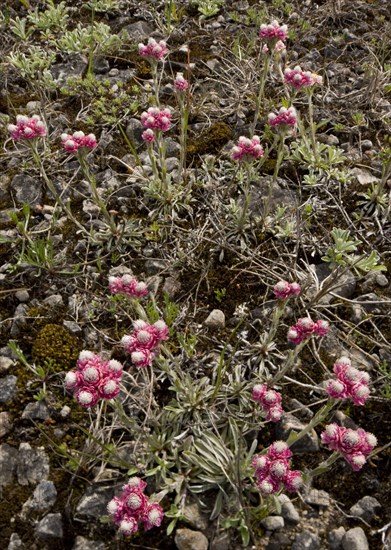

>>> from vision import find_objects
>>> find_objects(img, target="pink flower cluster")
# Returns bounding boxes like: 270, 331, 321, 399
61, 130, 97, 154
268, 106, 297, 130
273, 280, 301, 300
259, 20, 288, 43
252, 441, 303, 494
121, 319, 169, 368
325, 356, 370, 406
231, 136, 264, 162
108, 477, 164, 536
262, 40, 286, 55
284, 66, 323, 90
64, 351, 123, 408
287, 317, 329, 345
252, 384, 283, 422
8, 114, 47, 141
138, 37, 168, 61
174, 72, 189, 92
109, 274, 149, 299
141, 107, 171, 133
321, 424, 377, 471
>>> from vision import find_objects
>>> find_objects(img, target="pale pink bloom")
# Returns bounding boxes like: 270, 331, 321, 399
153, 320, 169, 341
174, 72, 189, 92
266, 404, 283, 422
314, 319, 329, 336
357, 430, 377, 454
258, 475, 280, 494
138, 37, 168, 61
64, 370, 81, 389
105, 359, 123, 379
274, 40, 286, 52
252, 384, 267, 401
122, 476, 147, 498
118, 515, 139, 536
284, 66, 313, 89
251, 455, 270, 475
108, 275, 149, 299
143, 502, 164, 530
326, 379, 348, 400
75, 387, 99, 407
107, 497, 125, 523
259, 20, 288, 42
321, 423, 341, 450
269, 458, 289, 480
141, 107, 171, 132
284, 470, 303, 492
126, 492, 148, 513
61, 130, 97, 154
131, 349, 156, 368
344, 452, 367, 472
98, 378, 120, 399
273, 280, 301, 300
268, 106, 297, 130
287, 327, 301, 345
142, 128, 155, 143
232, 135, 264, 162
8, 114, 47, 140
262, 389, 282, 407
268, 441, 292, 460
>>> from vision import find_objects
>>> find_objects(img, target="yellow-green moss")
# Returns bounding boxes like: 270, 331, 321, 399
32, 323, 81, 372
187, 122, 233, 158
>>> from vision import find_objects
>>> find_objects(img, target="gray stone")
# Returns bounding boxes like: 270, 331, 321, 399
43, 294, 63, 307
292, 531, 320, 550
163, 276, 182, 299
261, 515, 284, 531
11, 174, 42, 206
76, 486, 115, 519
144, 259, 168, 275
249, 176, 296, 215
329, 527, 346, 549
342, 527, 369, 550
10, 304, 29, 337
123, 21, 154, 40
278, 495, 300, 524
361, 140, 373, 151
0, 356, 14, 374
63, 320, 82, 334
0, 375, 18, 403
22, 400, 50, 420
0, 412, 13, 437
72, 537, 106, 550
349, 496, 381, 523
51, 54, 87, 84
183, 502, 208, 530
35, 513, 63, 540
210, 532, 230, 550
204, 309, 225, 330
92, 55, 109, 74
21, 480, 57, 516
175, 529, 209, 550
26, 100, 41, 113
17, 443, 50, 486
126, 118, 144, 145
317, 133, 339, 145
362, 271, 389, 292
0, 444, 18, 492
166, 157, 179, 172
276, 414, 319, 453
0, 174, 11, 202
355, 293, 387, 314
7, 533, 25, 549
305, 489, 330, 507
15, 290, 30, 302
351, 168, 378, 186
267, 532, 291, 550
330, 410, 358, 430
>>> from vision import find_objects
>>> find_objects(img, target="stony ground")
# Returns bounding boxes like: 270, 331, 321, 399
0, 0, 390, 549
